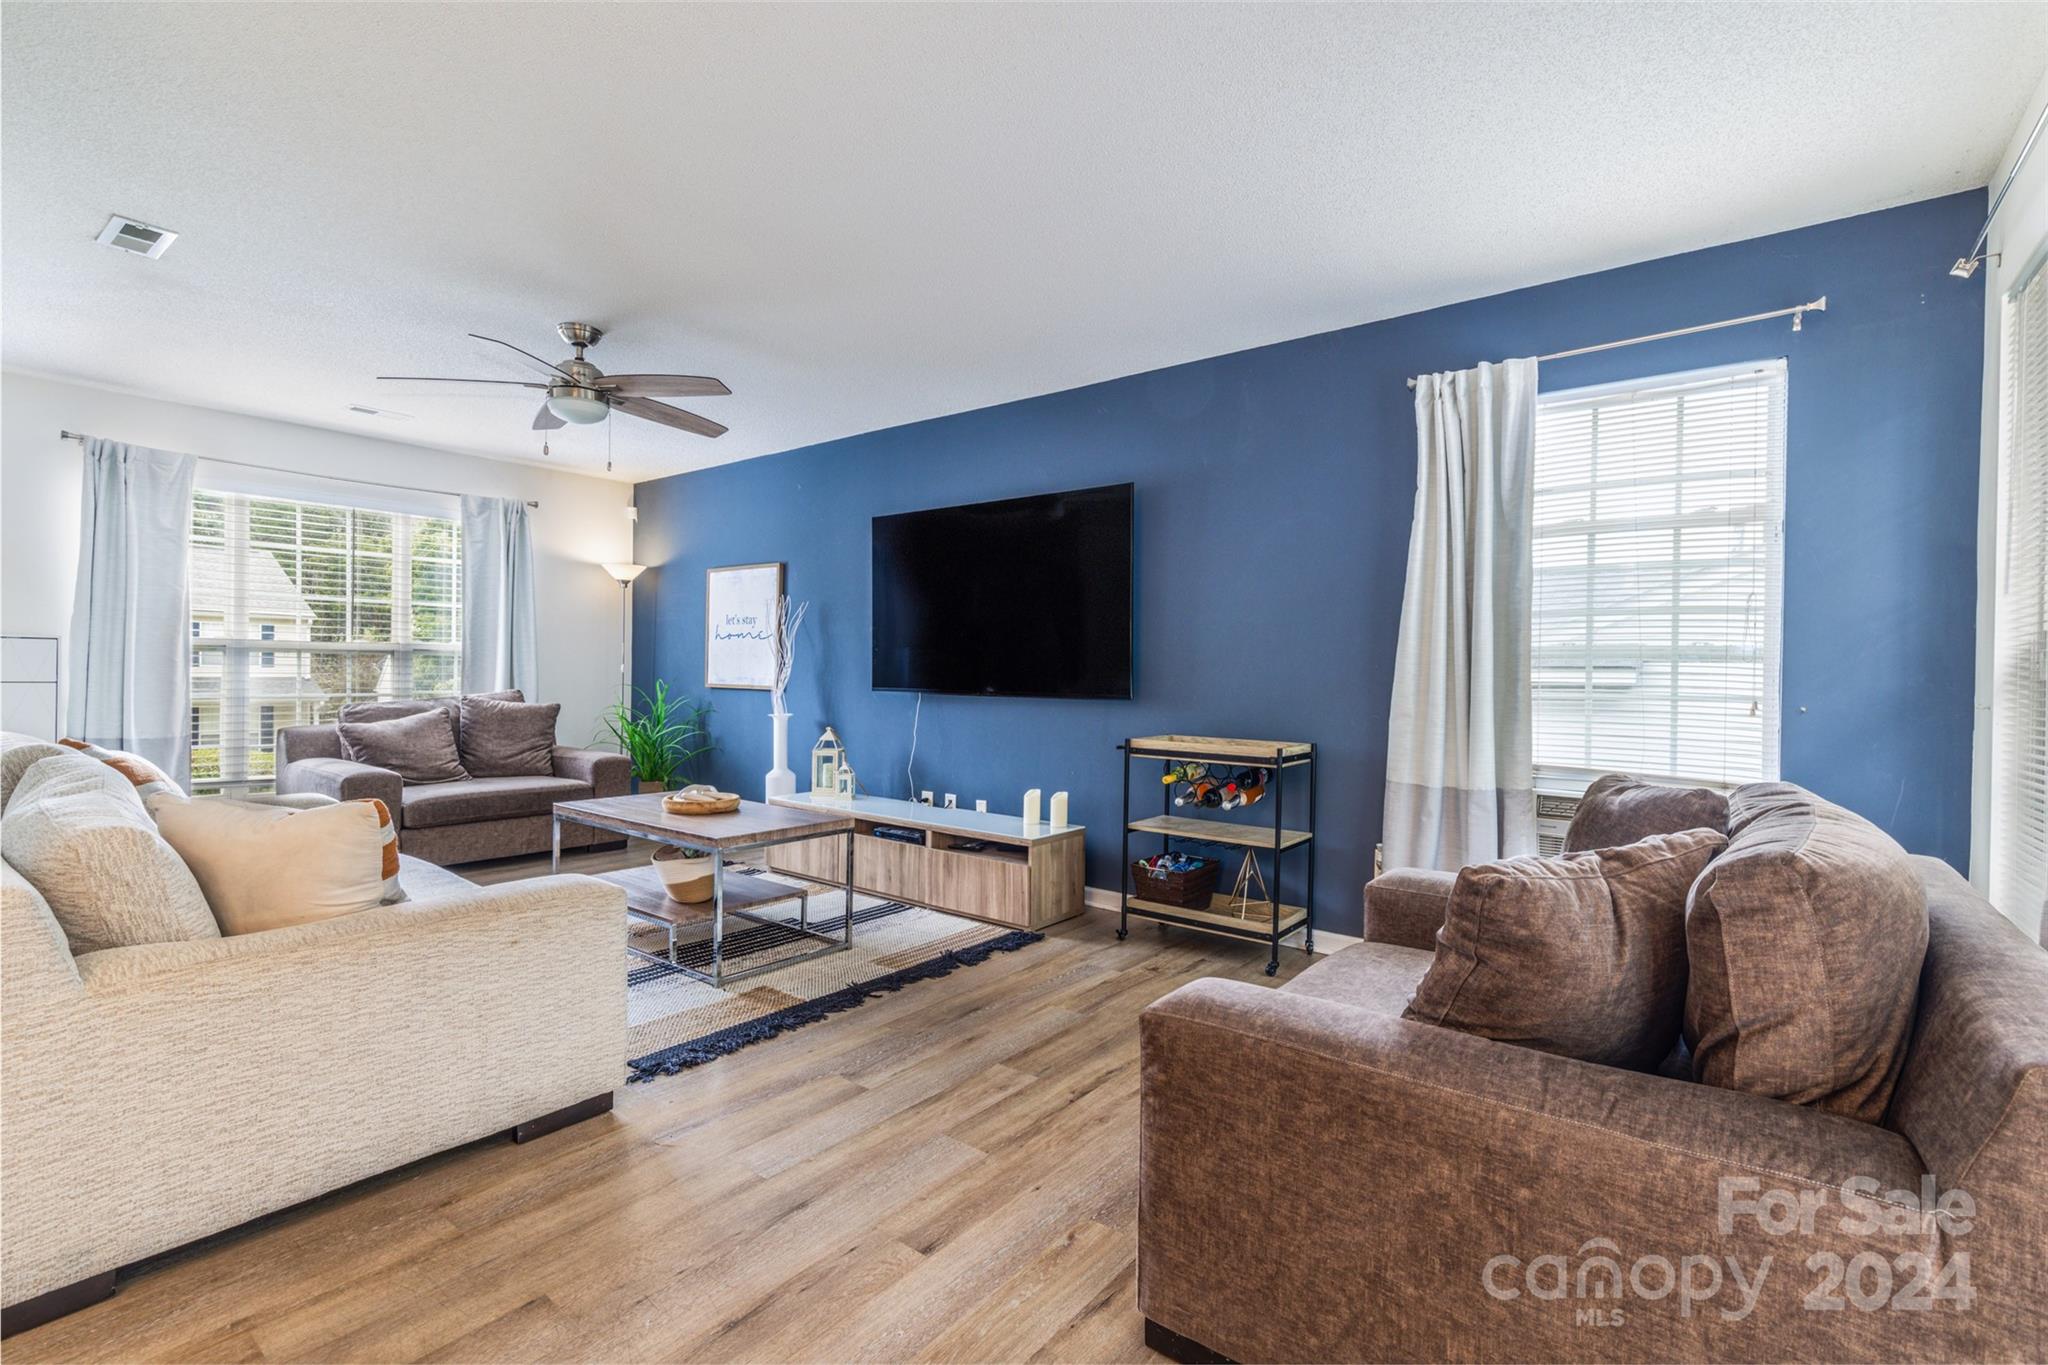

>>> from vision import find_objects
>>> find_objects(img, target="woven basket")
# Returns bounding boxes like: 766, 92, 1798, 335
1131, 855, 1220, 909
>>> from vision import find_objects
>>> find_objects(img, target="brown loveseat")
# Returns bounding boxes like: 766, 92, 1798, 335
1138, 782, 2047, 1362
275, 693, 629, 865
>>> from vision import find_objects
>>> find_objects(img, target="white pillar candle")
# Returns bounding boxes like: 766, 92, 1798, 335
1022, 788, 1041, 827
1049, 790, 1069, 826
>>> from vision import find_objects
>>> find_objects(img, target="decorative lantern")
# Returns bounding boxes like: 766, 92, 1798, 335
835, 763, 858, 804
810, 726, 844, 796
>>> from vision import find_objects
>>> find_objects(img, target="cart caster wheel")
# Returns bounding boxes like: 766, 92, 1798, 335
1264, 961, 1279, 977
1116, 928, 1129, 940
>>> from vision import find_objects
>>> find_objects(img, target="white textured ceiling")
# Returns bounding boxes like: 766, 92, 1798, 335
4, 3, 2043, 482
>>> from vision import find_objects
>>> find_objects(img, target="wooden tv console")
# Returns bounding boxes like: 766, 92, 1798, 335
766, 793, 1084, 931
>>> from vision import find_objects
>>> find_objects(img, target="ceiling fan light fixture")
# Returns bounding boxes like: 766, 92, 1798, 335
547, 388, 610, 424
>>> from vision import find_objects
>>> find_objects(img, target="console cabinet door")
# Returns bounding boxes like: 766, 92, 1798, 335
766, 833, 847, 885
854, 834, 926, 905
928, 846, 1030, 926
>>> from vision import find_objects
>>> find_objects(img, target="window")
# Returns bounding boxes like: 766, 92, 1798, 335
1531, 360, 1786, 792
1989, 264, 2047, 932
189, 490, 460, 794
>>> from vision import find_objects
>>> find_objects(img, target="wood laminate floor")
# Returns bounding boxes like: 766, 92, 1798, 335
10, 844, 1311, 1364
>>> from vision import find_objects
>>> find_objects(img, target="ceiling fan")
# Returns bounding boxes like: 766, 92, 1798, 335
379, 322, 730, 437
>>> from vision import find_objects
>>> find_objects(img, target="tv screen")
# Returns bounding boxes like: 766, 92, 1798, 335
872, 483, 1133, 699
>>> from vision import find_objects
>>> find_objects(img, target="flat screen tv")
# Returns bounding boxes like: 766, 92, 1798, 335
872, 483, 1133, 699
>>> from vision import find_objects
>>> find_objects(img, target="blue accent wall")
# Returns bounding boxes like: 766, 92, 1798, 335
634, 191, 1984, 937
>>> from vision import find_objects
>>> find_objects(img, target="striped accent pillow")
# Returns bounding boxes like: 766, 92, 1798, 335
58, 738, 183, 805
363, 796, 402, 902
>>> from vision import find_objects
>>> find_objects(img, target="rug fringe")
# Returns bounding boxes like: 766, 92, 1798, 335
626, 929, 1044, 1082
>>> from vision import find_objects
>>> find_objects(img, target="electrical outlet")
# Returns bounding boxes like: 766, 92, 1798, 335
974, 799, 987, 813
919, 790, 934, 805
943, 793, 958, 808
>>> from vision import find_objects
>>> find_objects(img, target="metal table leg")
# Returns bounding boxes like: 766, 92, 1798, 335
709, 849, 727, 987
843, 829, 856, 949
551, 813, 561, 873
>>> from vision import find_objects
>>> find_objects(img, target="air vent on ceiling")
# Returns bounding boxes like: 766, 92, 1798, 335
95, 215, 177, 259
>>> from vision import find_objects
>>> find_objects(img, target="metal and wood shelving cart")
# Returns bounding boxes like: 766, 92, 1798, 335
1117, 734, 1316, 975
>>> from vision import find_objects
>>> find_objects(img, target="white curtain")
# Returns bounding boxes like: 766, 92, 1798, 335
1383, 358, 1539, 871
66, 438, 197, 787
460, 495, 539, 697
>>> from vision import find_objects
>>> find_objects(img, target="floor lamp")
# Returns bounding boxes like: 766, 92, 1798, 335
601, 562, 647, 722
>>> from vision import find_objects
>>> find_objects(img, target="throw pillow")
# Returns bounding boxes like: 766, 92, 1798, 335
0, 754, 219, 953
149, 793, 403, 936
57, 736, 184, 804
1402, 828, 1729, 1070
1564, 773, 1729, 853
1684, 782, 1928, 1122
457, 695, 559, 778
339, 690, 521, 748
339, 707, 468, 784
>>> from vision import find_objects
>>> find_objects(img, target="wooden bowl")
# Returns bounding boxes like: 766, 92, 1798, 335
663, 789, 740, 815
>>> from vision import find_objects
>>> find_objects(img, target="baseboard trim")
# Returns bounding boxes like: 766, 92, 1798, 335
1084, 887, 1359, 955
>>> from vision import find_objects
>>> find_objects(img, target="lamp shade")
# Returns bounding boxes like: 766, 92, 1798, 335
548, 393, 610, 424
602, 562, 647, 585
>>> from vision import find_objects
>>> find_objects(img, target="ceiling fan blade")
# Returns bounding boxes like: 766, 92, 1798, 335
611, 394, 728, 438
377, 375, 549, 388
468, 333, 573, 381
532, 401, 566, 431
592, 374, 731, 398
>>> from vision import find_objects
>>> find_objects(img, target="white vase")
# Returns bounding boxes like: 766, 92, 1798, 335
765, 709, 796, 799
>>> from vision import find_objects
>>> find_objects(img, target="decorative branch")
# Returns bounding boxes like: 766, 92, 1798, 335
770, 595, 809, 715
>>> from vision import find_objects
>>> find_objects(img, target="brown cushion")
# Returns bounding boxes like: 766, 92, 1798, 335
1403, 829, 1728, 1070
1684, 782, 1929, 1122
1564, 773, 1729, 853
400, 774, 590, 828
457, 696, 559, 778
337, 707, 468, 784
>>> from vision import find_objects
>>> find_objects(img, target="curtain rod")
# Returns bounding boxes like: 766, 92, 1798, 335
1951, 100, 2047, 280
1404, 296, 1827, 389
58, 430, 538, 508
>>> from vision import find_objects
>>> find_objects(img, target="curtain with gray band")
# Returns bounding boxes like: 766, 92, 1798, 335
1382, 357, 1539, 871
66, 438, 197, 787
459, 495, 539, 698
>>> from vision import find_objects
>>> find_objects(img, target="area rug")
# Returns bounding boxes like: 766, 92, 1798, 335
625, 877, 1041, 1081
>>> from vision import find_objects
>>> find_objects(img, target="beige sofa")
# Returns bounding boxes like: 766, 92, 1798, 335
0, 743, 628, 1336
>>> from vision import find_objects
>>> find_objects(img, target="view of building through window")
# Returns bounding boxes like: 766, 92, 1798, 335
188, 490, 460, 794
1530, 360, 1787, 792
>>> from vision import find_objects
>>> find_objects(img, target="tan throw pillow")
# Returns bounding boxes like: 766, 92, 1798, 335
1, 755, 219, 953
1685, 783, 1928, 1122
1563, 773, 1729, 853
57, 736, 185, 804
148, 794, 403, 936
338, 706, 468, 784
457, 695, 559, 778
1403, 829, 1728, 1070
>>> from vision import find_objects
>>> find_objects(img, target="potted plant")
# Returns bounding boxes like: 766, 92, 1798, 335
598, 680, 715, 794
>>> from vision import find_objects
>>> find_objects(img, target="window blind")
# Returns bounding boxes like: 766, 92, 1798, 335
1990, 265, 2048, 933
1531, 360, 1787, 791
189, 490, 460, 794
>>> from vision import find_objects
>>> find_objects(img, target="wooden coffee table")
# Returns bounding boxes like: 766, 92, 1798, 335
552, 793, 856, 987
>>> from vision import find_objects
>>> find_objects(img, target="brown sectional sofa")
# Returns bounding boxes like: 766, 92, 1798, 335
1138, 784, 2047, 1362
276, 695, 630, 864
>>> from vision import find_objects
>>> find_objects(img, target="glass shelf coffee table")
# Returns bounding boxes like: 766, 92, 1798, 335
552, 793, 856, 987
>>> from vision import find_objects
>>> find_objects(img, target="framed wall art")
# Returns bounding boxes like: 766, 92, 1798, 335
705, 562, 784, 689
